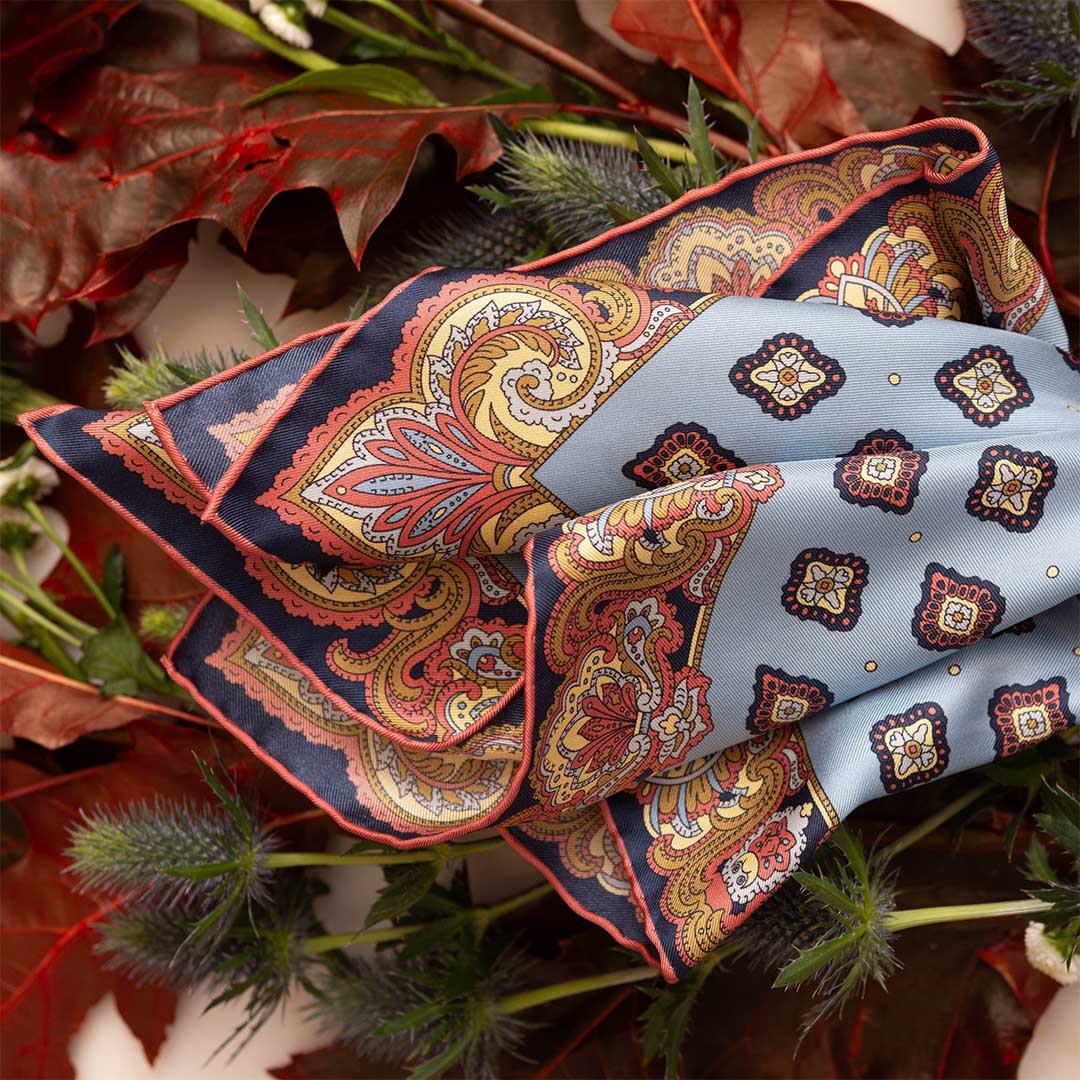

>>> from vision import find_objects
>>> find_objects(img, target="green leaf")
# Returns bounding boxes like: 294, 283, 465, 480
1, 441, 36, 470
773, 931, 860, 989
829, 826, 870, 892
472, 85, 554, 106
633, 130, 684, 200
465, 184, 515, 211
195, 754, 252, 833
80, 618, 171, 697
685, 78, 717, 186
372, 999, 445, 1038
1026, 834, 1057, 885
237, 285, 278, 352
1034, 60, 1076, 89
102, 544, 125, 612
246, 65, 440, 108
1035, 784, 1080, 858
640, 963, 711, 1079
793, 869, 861, 915
1070, 0, 1080, 40
363, 862, 440, 929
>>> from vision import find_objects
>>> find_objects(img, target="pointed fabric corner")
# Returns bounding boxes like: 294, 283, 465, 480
23, 118, 1080, 980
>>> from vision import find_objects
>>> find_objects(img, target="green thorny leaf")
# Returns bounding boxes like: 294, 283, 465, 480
238, 284, 278, 351
79, 617, 176, 697
316, 939, 535, 1079
1026, 783, 1080, 950
962, 0, 1080, 132
639, 948, 727, 1080
66, 756, 279, 951
363, 861, 441, 930
740, 826, 900, 1047
105, 343, 247, 409
97, 873, 329, 1059
246, 64, 440, 108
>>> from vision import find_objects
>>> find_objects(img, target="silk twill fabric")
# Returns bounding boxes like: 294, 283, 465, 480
22, 119, 1080, 980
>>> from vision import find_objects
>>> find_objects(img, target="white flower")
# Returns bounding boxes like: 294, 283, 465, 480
0, 453, 58, 506
250, 0, 313, 49
1025, 922, 1079, 986
0, 506, 40, 552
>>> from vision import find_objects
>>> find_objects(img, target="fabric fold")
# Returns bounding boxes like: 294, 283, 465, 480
21, 118, 1079, 980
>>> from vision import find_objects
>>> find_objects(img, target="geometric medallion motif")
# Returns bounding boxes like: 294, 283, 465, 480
934, 344, 1033, 426
833, 429, 928, 514
622, 421, 746, 490
965, 445, 1057, 533
729, 332, 846, 420
911, 562, 1005, 651
987, 678, 1074, 759
869, 701, 950, 793
746, 665, 835, 735
782, 548, 868, 631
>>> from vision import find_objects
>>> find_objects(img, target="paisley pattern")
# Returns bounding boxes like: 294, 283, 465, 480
911, 563, 1005, 651
21, 120, 1080, 983
833, 429, 928, 514
870, 702, 950, 792
966, 445, 1056, 533
935, 344, 1033, 426
729, 332, 845, 419
987, 678, 1074, 758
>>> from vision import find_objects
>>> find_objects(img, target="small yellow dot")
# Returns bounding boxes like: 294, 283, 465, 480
909, 532, 922, 543
948, 664, 961, 676
1047, 565, 1060, 578
888, 373, 902, 385
864, 660, 878, 672
1074, 646, 1080, 656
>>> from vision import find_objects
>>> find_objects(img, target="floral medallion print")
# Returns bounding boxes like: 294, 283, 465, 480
729, 333, 845, 420
782, 548, 868, 631
1059, 346, 1080, 373
987, 678, 1074, 758
719, 803, 813, 909
911, 562, 1005, 651
745, 665, 834, 735
935, 344, 1033, 426
622, 422, 746, 490
869, 702, 950, 793
833, 429, 928, 514
965, 445, 1057, 533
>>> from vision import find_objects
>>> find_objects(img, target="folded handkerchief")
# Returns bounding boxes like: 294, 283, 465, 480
23, 118, 1079, 980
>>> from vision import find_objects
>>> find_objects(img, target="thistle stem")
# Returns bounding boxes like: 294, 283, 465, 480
0, 588, 83, 648
885, 897, 1050, 932
496, 965, 657, 1016
264, 835, 503, 869
302, 880, 552, 953
20, 500, 117, 619
5, 552, 97, 638
880, 780, 996, 862
303, 923, 423, 953
521, 118, 696, 164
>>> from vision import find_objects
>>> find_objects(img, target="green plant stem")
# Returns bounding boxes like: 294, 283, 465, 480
302, 880, 553, 954
0, 588, 83, 648
264, 835, 504, 870
179, 0, 337, 70
303, 923, 424, 953
880, 780, 997, 862
886, 897, 1050, 932
496, 965, 658, 1016
5, 552, 96, 638
320, 5, 526, 89
0, 598, 85, 680
473, 881, 553, 929
521, 118, 696, 164
20, 500, 117, 619
345, 0, 435, 39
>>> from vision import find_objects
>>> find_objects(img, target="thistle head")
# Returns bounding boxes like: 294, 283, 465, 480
138, 603, 190, 645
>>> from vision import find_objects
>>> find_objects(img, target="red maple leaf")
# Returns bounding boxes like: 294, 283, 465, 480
610, 0, 865, 150
0, 63, 548, 342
